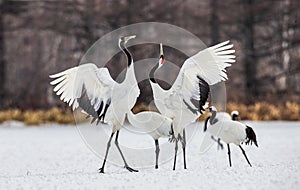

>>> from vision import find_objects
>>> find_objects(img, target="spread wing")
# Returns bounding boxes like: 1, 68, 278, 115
49, 63, 117, 120
168, 41, 235, 114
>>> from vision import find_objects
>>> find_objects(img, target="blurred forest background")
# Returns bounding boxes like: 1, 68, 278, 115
0, 0, 300, 122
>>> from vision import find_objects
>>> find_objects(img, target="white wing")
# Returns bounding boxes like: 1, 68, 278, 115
183, 41, 235, 83
167, 41, 235, 113
49, 63, 117, 118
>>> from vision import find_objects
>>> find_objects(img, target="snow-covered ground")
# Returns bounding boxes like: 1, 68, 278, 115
0, 121, 299, 190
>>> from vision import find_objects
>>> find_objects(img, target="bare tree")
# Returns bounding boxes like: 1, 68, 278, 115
1, 0, 300, 109
241, 0, 257, 103
0, 1, 5, 109
210, 0, 220, 45
0, 0, 28, 108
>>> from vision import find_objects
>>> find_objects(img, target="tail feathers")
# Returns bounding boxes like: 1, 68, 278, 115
245, 126, 258, 147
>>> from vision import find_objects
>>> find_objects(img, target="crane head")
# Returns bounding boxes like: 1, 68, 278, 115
209, 106, 217, 112
159, 43, 165, 65
231, 110, 240, 121
119, 35, 136, 44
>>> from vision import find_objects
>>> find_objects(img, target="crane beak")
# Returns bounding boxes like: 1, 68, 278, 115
124, 35, 136, 42
160, 43, 164, 55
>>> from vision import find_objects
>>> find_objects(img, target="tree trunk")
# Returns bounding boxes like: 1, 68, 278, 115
0, 1, 6, 108
242, 0, 257, 103
210, 0, 219, 45
278, 0, 291, 91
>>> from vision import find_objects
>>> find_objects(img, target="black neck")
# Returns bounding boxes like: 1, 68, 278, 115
149, 62, 159, 83
204, 116, 210, 132
120, 41, 132, 67
209, 111, 216, 125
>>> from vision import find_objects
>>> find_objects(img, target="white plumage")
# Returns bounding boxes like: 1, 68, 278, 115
206, 106, 258, 167
127, 110, 172, 169
49, 35, 140, 173
207, 120, 247, 145
151, 41, 235, 137
50, 64, 116, 112
150, 41, 236, 170
127, 111, 171, 140
204, 110, 240, 150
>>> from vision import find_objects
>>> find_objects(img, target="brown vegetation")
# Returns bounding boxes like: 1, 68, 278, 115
227, 102, 300, 121
0, 102, 299, 126
0, 107, 75, 125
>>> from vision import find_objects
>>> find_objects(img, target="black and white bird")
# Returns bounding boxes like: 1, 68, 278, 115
127, 110, 172, 169
49, 35, 140, 173
206, 106, 258, 167
204, 110, 240, 150
126, 45, 176, 169
149, 41, 236, 170
231, 110, 240, 121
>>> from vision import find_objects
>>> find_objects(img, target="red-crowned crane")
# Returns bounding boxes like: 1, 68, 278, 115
150, 41, 236, 170
204, 110, 240, 150
206, 106, 258, 167
49, 35, 140, 173
127, 44, 173, 169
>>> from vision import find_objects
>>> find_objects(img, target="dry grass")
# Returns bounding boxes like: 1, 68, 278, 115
0, 102, 299, 125
0, 107, 75, 125
133, 102, 299, 121
227, 101, 300, 121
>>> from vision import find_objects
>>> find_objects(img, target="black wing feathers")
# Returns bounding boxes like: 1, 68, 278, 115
197, 76, 210, 113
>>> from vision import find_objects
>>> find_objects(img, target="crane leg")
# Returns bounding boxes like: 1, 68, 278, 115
181, 129, 187, 169
99, 103, 110, 122
239, 145, 252, 167
227, 144, 232, 167
211, 136, 224, 150
115, 130, 138, 172
97, 101, 104, 116
217, 138, 224, 150
155, 139, 160, 169
98, 131, 115, 173
173, 138, 178, 170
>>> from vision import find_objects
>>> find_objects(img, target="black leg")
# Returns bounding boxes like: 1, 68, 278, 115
99, 103, 110, 121
239, 145, 252, 167
181, 129, 187, 169
217, 138, 224, 150
97, 101, 104, 116
211, 136, 224, 150
227, 144, 232, 167
211, 135, 218, 142
173, 138, 178, 171
115, 130, 138, 172
168, 124, 175, 143
154, 139, 160, 169
99, 131, 115, 173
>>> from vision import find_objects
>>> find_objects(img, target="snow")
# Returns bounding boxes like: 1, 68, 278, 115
0, 121, 300, 190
